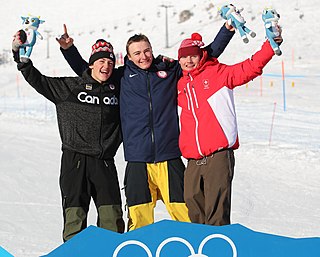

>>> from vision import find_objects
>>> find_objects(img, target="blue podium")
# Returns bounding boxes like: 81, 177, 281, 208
42, 220, 320, 257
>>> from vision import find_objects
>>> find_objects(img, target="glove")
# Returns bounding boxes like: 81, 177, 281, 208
274, 25, 283, 46
157, 54, 176, 69
56, 24, 74, 50
12, 30, 26, 51
12, 30, 27, 63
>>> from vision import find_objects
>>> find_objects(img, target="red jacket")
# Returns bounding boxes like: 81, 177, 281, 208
177, 40, 274, 159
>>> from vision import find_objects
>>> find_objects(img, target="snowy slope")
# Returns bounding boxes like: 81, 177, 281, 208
0, 0, 319, 256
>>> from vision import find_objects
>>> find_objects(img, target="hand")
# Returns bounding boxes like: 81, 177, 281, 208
224, 21, 235, 32
161, 55, 176, 69
56, 24, 74, 50
12, 30, 27, 63
274, 25, 283, 45
155, 55, 175, 69
12, 30, 26, 52
161, 55, 174, 63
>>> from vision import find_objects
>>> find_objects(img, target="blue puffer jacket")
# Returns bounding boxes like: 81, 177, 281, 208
60, 25, 234, 163
120, 58, 182, 162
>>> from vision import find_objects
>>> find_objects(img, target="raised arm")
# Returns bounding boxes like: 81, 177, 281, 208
56, 24, 88, 76
17, 60, 73, 104
12, 30, 74, 103
204, 22, 235, 58
216, 40, 276, 89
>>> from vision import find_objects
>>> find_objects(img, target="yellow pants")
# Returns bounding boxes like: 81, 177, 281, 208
124, 159, 190, 231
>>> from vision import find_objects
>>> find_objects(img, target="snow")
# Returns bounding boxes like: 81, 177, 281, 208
0, 0, 319, 256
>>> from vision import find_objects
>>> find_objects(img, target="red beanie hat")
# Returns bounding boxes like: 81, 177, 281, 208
178, 33, 205, 59
89, 39, 115, 65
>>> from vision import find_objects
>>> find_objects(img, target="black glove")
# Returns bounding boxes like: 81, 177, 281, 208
156, 54, 176, 69
12, 30, 27, 63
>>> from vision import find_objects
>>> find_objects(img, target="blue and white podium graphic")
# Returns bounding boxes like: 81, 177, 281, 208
0, 246, 14, 257
41, 220, 320, 257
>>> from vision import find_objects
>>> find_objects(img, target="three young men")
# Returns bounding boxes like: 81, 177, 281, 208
58, 23, 234, 231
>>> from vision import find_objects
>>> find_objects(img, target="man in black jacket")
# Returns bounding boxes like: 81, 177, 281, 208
12, 32, 125, 241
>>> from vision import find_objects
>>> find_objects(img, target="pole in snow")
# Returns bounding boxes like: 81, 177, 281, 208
269, 102, 277, 146
160, 4, 173, 48
281, 60, 286, 111
44, 30, 52, 59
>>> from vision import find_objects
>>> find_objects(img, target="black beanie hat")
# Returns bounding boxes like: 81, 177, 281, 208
88, 39, 116, 65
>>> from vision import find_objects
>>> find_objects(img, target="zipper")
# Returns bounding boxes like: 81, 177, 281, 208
191, 86, 199, 108
184, 88, 190, 110
99, 86, 104, 159
186, 74, 204, 157
61, 158, 81, 209
146, 71, 156, 161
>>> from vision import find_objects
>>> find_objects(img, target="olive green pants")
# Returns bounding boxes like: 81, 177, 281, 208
60, 150, 124, 241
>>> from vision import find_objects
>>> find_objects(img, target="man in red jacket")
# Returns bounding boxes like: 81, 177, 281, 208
177, 31, 283, 226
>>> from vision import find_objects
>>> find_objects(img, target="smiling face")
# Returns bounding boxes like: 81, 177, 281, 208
127, 40, 153, 70
89, 58, 114, 83
178, 55, 201, 72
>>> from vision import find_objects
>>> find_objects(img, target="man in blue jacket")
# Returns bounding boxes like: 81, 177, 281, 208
57, 22, 234, 230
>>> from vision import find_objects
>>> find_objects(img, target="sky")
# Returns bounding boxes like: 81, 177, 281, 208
0, 0, 319, 256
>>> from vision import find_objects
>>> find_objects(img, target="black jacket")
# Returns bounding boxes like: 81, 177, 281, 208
17, 61, 122, 159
